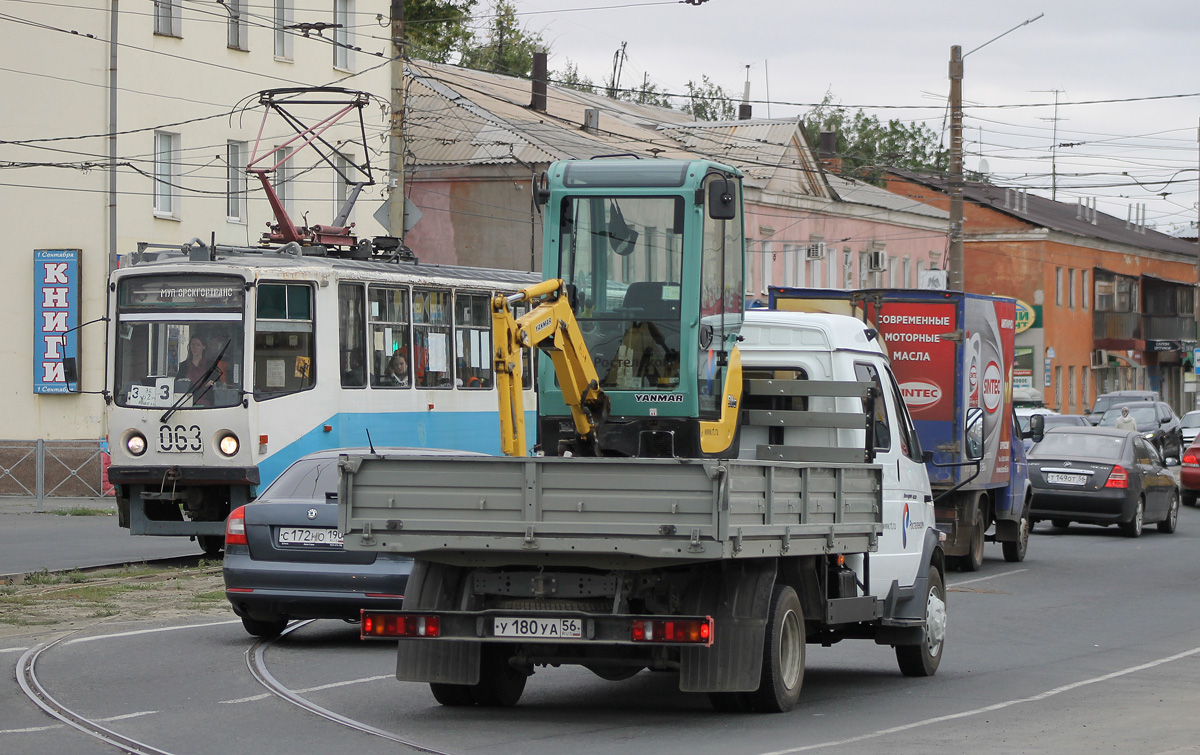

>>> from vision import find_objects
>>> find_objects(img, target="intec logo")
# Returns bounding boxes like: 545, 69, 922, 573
901, 380, 942, 409
982, 361, 1002, 413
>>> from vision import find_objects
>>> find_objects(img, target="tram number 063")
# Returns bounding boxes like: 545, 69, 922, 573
158, 424, 203, 453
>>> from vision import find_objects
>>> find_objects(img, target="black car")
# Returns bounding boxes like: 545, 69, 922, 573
223, 447, 471, 638
1097, 401, 1184, 461
1029, 426, 1178, 537
1086, 390, 1158, 425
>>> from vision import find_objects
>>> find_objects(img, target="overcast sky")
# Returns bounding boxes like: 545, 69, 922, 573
504, 0, 1199, 234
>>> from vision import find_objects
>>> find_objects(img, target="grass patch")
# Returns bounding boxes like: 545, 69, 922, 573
192, 590, 226, 602
48, 507, 114, 517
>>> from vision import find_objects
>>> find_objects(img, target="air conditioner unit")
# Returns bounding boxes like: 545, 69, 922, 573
805, 242, 825, 260
1089, 349, 1108, 368
918, 270, 947, 290
869, 250, 887, 272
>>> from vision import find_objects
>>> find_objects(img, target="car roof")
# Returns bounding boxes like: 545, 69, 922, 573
1104, 401, 1160, 411
1097, 391, 1157, 399
1044, 425, 1132, 438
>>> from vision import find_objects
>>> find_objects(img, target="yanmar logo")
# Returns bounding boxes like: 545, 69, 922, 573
533, 316, 553, 333
982, 360, 1003, 413
634, 393, 684, 403
901, 380, 942, 409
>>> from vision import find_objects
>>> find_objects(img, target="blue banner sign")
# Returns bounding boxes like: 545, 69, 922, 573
34, 249, 80, 394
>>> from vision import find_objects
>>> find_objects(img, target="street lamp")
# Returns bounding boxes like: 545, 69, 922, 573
947, 13, 1044, 291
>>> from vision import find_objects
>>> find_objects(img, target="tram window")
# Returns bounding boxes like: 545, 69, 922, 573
369, 285, 411, 388
455, 292, 492, 389
255, 282, 315, 397
413, 288, 452, 389
339, 284, 366, 388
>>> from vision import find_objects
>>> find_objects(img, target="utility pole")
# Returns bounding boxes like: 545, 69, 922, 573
1194, 118, 1200, 407
388, 0, 405, 241
948, 45, 964, 291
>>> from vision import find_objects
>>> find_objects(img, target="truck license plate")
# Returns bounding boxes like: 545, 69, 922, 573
1045, 473, 1086, 486
494, 617, 583, 639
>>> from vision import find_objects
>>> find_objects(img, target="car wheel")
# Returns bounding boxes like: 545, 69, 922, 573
1002, 513, 1030, 563
747, 584, 805, 713
1183, 490, 1198, 507
1050, 519, 1070, 529
241, 615, 288, 638
197, 535, 224, 557
896, 566, 946, 677
470, 644, 528, 707
1158, 491, 1179, 534
1120, 497, 1144, 538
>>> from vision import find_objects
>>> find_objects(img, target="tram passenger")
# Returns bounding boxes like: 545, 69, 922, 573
380, 351, 410, 387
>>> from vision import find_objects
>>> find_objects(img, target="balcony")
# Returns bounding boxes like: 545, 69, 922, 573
1143, 314, 1196, 341
1093, 311, 1140, 343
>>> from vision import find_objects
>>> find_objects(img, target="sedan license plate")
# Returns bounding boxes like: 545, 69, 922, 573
494, 617, 583, 639
1045, 472, 1086, 486
278, 527, 343, 547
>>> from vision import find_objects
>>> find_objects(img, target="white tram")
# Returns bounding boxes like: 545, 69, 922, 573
106, 240, 539, 553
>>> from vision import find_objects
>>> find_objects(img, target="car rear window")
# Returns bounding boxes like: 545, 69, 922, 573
1099, 406, 1155, 426
1031, 432, 1125, 460
259, 458, 340, 500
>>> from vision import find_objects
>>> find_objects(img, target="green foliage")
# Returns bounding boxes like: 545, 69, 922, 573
458, 0, 544, 78
802, 90, 948, 185
554, 59, 597, 95
683, 76, 735, 121
403, 0, 477, 64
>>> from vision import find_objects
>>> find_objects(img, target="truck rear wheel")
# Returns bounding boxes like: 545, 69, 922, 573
959, 503, 986, 572
471, 644, 528, 707
747, 584, 805, 713
429, 683, 475, 706
895, 566, 946, 677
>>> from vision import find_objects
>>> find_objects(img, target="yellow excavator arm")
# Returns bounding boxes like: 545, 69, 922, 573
492, 279, 609, 457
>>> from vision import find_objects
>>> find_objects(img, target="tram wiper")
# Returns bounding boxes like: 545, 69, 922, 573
160, 340, 231, 423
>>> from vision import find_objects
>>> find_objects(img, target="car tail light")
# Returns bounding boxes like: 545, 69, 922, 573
225, 505, 247, 545
362, 613, 440, 638
1184, 450, 1200, 467
1104, 465, 1129, 489
630, 617, 714, 646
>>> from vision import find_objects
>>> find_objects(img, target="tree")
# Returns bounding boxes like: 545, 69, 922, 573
802, 91, 948, 184
403, 0, 476, 63
554, 59, 598, 95
458, 0, 545, 78
682, 76, 734, 121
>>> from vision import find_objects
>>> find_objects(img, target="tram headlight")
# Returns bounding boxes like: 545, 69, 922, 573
126, 433, 147, 457
217, 433, 240, 457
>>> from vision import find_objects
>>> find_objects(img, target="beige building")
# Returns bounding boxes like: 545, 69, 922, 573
1, 1, 393, 455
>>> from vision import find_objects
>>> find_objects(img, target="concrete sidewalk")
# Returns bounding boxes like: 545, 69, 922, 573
0, 496, 202, 578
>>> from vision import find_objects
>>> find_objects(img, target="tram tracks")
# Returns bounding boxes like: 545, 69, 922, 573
14, 616, 454, 755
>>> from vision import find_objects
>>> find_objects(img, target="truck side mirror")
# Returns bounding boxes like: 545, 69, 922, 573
63, 356, 79, 386
1028, 413, 1045, 443
965, 406, 984, 461
707, 178, 737, 220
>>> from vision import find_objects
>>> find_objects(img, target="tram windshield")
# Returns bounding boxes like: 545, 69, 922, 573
113, 274, 245, 409
559, 195, 684, 390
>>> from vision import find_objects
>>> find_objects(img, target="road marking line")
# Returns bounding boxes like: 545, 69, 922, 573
0, 646, 31, 654
95, 711, 157, 722
951, 568, 1028, 586
64, 619, 240, 645
755, 645, 1200, 755
0, 724, 65, 734
219, 675, 392, 704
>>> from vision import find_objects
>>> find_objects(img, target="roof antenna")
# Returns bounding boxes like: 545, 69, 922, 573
365, 428, 377, 456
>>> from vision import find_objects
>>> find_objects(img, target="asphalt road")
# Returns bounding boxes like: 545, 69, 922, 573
5, 502, 1200, 754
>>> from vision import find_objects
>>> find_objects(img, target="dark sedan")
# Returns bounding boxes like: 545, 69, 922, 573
223, 447, 469, 638
1097, 401, 1184, 462
1029, 426, 1178, 537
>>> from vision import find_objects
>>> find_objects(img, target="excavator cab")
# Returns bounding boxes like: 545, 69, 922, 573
534, 159, 746, 458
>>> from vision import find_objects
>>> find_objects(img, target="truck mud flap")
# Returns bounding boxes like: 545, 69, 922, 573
679, 560, 776, 693
396, 639, 481, 685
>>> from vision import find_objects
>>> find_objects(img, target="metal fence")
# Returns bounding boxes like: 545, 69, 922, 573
0, 439, 110, 509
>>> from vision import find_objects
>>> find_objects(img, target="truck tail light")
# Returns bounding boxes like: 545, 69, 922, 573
630, 617, 714, 646
1104, 465, 1129, 489
361, 613, 440, 639
225, 506, 247, 545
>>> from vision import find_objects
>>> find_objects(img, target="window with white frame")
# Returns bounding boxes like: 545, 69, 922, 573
226, 141, 246, 222
842, 249, 853, 288
858, 250, 869, 287
153, 131, 179, 217
227, 0, 248, 50
154, 0, 181, 37
333, 0, 355, 71
1082, 270, 1090, 310
916, 260, 926, 287
887, 256, 897, 287
761, 239, 773, 294
274, 0, 293, 59
782, 243, 795, 287
831, 248, 843, 288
